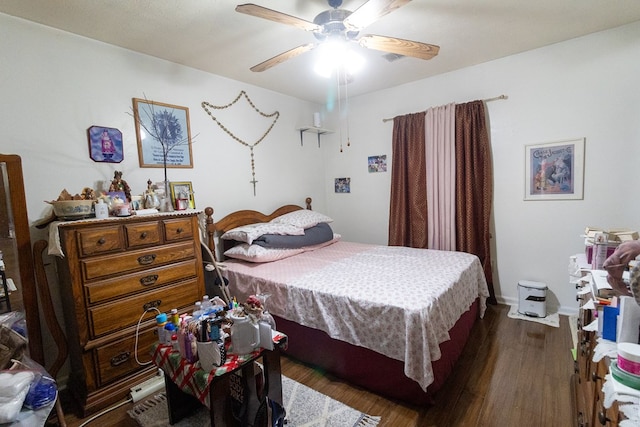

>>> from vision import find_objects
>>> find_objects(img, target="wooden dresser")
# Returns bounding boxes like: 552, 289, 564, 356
55, 211, 205, 416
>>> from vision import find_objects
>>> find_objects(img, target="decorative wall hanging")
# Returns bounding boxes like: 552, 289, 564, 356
87, 126, 123, 163
524, 138, 585, 201
202, 91, 280, 196
335, 178, 351, 193
133, 98, 194, 169
368, 155, 387, 172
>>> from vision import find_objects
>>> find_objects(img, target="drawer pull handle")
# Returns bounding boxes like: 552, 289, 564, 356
176, 227, 184, 234
143, 300, 162, 311
110, 352, 131, 367
137, 254, 157, 265
140, 232, 148, 239
140, 275, 159, 286
97, 238, 106, 245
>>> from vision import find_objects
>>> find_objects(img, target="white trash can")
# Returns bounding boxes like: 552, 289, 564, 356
518, 280, 547, 318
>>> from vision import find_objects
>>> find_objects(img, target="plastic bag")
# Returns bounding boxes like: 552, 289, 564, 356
0, 370, 34, 423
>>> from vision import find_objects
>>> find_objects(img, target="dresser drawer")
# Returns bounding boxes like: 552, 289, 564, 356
85, 260, 198, 304
89, 278, 200, 337
163, 218, 194, 241
95, 326, 158, 386
77, 226, 124, 257
125, 222, 162, 248
81, 241, 196, 281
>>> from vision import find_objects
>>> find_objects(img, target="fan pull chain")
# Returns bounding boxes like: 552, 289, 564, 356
337, 71, 343, 153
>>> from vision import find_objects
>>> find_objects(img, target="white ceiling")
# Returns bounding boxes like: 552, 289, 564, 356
3, 0, 640, 104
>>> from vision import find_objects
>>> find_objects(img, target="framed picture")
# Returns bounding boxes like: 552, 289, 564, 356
169, 181, 195, 209
87, 126, 124, 163
335, 178, 351, 193
133, 98, 194, 168
368, 155, 387, 173
524, 138, 585, 200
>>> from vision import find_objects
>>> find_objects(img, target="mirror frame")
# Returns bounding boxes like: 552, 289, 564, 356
0, 154, 43, 364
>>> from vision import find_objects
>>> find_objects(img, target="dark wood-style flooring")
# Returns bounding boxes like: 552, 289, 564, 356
51, 304, 574, 426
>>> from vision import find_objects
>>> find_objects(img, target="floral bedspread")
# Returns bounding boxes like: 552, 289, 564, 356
224, 241, 489, 391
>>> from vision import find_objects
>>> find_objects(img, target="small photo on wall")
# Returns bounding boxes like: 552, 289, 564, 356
368, 155, 387, 172
335, 178, 351, 193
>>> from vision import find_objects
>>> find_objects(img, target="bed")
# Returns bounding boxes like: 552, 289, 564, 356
203, 199, 490, 406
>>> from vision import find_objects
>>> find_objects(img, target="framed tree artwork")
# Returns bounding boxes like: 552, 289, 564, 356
133, 98, 194, 169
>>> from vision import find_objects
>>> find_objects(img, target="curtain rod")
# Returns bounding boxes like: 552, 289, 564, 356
381, 94, 508, 123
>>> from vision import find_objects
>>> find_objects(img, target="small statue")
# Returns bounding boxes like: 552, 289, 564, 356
144, 179, 160, 209
108, 171, 132, 201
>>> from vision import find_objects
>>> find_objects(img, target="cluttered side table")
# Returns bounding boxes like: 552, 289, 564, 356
152, 330, 287, 426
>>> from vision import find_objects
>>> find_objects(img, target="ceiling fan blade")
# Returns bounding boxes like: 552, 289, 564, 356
358, 34, 439, 60
236, 4, 320, 32
344, 0, 413, 31
250, 43, 317, 72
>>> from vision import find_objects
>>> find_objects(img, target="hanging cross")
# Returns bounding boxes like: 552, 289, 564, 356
250, 178, 258, 196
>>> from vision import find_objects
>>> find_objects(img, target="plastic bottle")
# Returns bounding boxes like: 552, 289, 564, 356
155, 313, 167, 344
171, 334, 179, 352
170, 308, 179, 327
193, 301, 203, 319
202, 295, 212, 313
95, 199, 109, 219
164, 323, 176, 344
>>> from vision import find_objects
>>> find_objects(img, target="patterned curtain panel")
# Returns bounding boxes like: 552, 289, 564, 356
389, 101, 496, 303
388, 112, 427, 248
455, 100, 495, 303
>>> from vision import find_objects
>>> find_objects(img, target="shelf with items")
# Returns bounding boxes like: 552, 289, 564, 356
571, 255, 640, 426
296, 126, 334, 147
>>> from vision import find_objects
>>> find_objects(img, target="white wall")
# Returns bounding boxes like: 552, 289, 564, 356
322, 21, 640, 315
1, 14, 328, 227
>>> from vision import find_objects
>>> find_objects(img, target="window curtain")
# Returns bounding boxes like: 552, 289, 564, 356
388, 100, 496, 303
388, 112, 427, 248
455, 101, 495, 303
425, 103, 456, 250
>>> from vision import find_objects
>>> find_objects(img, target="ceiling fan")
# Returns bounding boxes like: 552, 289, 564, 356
236, 0, 440, 72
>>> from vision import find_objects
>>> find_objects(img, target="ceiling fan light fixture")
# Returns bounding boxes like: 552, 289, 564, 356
314, 41, 364, 78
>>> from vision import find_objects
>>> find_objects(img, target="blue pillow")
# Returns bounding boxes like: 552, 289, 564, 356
253, 222, 334, 249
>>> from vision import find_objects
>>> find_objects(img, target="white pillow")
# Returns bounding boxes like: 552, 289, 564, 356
271, 210, 333, 229
224, 244, 304, 263
220, 222, 304, 245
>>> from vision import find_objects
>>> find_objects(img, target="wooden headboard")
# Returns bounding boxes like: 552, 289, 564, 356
204, 197, 312, 259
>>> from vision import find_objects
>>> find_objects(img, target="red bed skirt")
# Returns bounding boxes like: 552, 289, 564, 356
274, 298, 480, 406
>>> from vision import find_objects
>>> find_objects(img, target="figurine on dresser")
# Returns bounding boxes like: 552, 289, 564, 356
108, 170, 132, 201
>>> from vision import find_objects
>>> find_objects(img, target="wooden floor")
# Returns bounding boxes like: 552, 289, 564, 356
51, 304, 574, 427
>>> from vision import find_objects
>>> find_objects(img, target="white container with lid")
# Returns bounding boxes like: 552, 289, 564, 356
618, 342, 640, 376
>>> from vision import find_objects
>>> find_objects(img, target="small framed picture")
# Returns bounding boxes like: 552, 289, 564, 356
169, 181, 195, 209
87, 126, 124, 163
368, 155, 387, 172
334, 178, 351, 193
133, 98, 194, 168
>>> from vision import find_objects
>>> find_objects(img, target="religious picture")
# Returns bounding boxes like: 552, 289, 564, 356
133, 98, 194, 168
87, 126, 124, 163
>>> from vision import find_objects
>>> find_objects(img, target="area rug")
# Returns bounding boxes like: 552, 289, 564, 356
127, 374, 381, 427
507, 304, 560, 328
